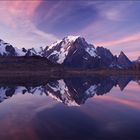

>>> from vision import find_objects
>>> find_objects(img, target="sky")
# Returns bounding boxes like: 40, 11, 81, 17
0, 0, 140, 60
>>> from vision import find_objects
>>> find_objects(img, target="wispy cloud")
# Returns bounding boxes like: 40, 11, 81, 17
42, 1, 66, 25
99, 95, 140, 110
77, 1, 140, 60
92, 32, 140, 60
0, 0, 139, 58
125, 51, 140, 60
0, 1, 40, 26
96, 32, 140, 47
0, 1, 58, 48
86, 1, 134, 21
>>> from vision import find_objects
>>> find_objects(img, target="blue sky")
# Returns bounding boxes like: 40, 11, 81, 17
0, 0, 140, 60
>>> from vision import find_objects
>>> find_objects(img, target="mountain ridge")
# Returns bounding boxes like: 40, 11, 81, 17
0, 36, 136, 69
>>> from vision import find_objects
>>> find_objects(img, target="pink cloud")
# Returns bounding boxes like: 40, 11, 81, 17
95, 32, 140, 47
79, 21, 107, 41
0, 1, 58, 49
125, 51, 140, 60
80, 22, 140, 60
0, 1, 41, 27
5, 1, 41, 17
98, 95, 140, 110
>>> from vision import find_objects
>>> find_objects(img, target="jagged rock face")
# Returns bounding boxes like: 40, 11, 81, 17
43, 36, 100, 68
0, 36, 133, 69
96, 46, 115, 67
5, 45, 17, 56
21, 47, 44, 56
63, 37, 100, 68
117, 51, 132, 68
0, 39, 43, 57
0, 40, 17, 56
24, 48, 38, 56
43, 36, 133, 69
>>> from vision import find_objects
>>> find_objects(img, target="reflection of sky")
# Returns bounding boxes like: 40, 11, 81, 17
0, 94, 58, 139
92, 81, 140, 110
0, 1, 140, 60
0, 81, 139, 139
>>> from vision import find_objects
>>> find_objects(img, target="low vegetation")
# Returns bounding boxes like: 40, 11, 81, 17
0, 56, 139, 78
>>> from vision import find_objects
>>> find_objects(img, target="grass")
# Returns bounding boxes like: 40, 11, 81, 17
0, 56, 139, 78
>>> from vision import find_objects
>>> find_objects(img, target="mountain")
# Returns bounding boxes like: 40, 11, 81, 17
43, 36, 132, 69
96, 46, 114, 65
22, 47, 44, 56
96, 46, 119, 68
0, 39, 42, 57
0, 39, 19, 56
117, 51, 132, 68
0, 36, 133, 69
43, 36, 100, 68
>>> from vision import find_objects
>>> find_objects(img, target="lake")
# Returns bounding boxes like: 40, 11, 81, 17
0, 75, 140, 140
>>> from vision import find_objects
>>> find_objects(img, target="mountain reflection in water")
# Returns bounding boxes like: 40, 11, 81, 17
0, 75, 139, 106
0, 75, 140, 140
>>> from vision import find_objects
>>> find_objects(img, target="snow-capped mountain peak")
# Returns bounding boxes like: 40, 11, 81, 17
63, 35, 80, 42
0, 39, 18, 56
0, 40, 9, 55
48, 40, 62, 50
43, 35, 98, 64
15, 47, 26, 56
48, 35, 80, 50
0, 39, 42, 57
44, 36, 82, 64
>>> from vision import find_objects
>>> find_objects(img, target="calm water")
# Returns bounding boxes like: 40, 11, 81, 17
0, 76, 140, 140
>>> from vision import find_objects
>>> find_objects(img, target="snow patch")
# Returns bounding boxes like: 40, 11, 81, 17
47, 35, 81, 64
83, 56, 88, 60
29, 86, 45, 95
47, 79, 68, 94
0, 40, 7, 55
85, 47, 97, 57
48, 40, 62, 50
109, 63, 122, 69
85, 85, 97, 96
65, 35, 80, 42
48, 91, 62, 103
15, 86, 27, 94
57, 48, 68, 64
0, 87, 9, 102
15, 47, 26, 56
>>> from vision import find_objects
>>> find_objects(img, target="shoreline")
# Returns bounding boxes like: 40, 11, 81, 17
0, 69, 139, 78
